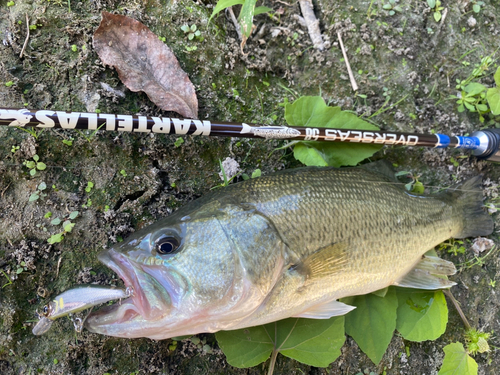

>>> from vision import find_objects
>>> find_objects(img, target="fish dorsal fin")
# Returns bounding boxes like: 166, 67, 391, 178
393, 255, 457, 290
295, 242, 349, 280
359, 160, 397, 182
293, 300, 356, 319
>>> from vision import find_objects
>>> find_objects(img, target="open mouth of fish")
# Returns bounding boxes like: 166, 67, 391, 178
84, 249, 178, 335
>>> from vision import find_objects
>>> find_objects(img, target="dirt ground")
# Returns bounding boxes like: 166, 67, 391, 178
1, 0, 499, 374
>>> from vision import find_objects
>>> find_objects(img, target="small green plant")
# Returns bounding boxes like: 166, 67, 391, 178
29, 181, 47, 202
84, 181, 94, 193
382, 0, 402, 15
1, 270, 13, 288
16, 126, 44, 139
71, 44, 77, 52
438, 239, 466, 256
47, 211, 79, 244
427, 0, 445, 22
23, 154, 47, 176
11, 145, 19, 153
5, 81, 14, 87
174, 137, 184, 147
395, 171, 424, 193
209, 0, 272, 50
471, 1, 485, 13
119, 169, 127, 177
452, 64, 500, 122
6, 1, 15, 6
181, 24, 201, 41
82, 198, 92, 208
62, 138, 73, 146
241, 168, 261, 180
16, 261, 27, 275
76, 123, 104, 142
465, 329, 490, 355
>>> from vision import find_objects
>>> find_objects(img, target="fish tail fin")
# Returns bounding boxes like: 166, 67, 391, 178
444, 176, 493, 238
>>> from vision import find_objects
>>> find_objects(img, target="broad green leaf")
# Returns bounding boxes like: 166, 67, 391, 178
464, 82, 486, 96
486, 87, 500, 115
396, 289, 447, 342
285, 96, 341, 128
427, 0, 436, 8
216, 316, 345, 368
434, 11, 441, 22
36, 162, 47, 171
38, 182, 47, 190
69, 211, 79, 220
254, 6, 272, 16
209, 0, 244, 22
238, 0, 256, 38
343, 288, 398, 364
494, 66, 500, 87
293, 143, 328, 167
285, 96, 382, 167
438, 342, 478, 375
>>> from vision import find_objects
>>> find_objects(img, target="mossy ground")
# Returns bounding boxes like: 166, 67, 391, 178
1, 0, 499, 374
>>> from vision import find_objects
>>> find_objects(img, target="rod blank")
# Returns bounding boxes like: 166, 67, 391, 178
1, 107, 498, 161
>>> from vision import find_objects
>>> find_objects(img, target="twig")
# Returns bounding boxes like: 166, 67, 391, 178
337, 31, 358, 91
56, 256, 63, 279
443, 289, 471, 330
20, 13, 30, 58
298, 0, 324, 51
226, 7, 242, 41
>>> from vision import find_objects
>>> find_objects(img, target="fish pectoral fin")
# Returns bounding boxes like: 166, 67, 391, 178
298, 242, 349, 280
393, 255, 457, 290
371, 287, 389, 297
293, 300, 356, 319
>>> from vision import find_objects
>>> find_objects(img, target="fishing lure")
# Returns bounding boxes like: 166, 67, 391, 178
32, 285, 133, 335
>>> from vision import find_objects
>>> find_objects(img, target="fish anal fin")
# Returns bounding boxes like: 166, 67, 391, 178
293, 300, 356, 319
394, 255, 457, 290
371, 287, 389, 298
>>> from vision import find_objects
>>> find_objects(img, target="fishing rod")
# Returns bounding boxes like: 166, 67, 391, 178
1, 107, 500, 161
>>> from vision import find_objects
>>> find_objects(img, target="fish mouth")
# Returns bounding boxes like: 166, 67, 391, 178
84, 249, 176, 338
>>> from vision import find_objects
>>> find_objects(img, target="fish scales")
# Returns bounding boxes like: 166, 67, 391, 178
84, 164, 493, 339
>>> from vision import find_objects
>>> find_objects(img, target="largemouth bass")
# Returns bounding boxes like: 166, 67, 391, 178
85, 163, 493, 339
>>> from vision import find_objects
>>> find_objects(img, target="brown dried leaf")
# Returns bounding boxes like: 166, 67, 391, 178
93, 12, 198, 118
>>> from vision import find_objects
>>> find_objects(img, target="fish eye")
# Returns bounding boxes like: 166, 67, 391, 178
155, 236, 180, 255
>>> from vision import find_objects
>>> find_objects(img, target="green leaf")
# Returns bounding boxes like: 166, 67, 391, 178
486, 87, 500, 115
254, 6, 272, 16
438, 342, 478, 375
63, 220, 75, 232
216, 317, 345, 368
25, 161, 35, 169
33, 154, 39, 162
50, 218, 61, 225
69, 211, 79, 220
209, 0, 245, 22
396, 289, 448, 342
434, 11, 441, 22
36, 162, 47, 171
285, 96, 341, 128
285, 96, 382, 167
472, 4, 480, 13
238, 0, 257, 38
30, 169, 36, 176
28, 193, 39, 202
343, 288, 398, 364
427, 0, 436, 8
494, 67, 500, 87
293, 143, 329, 167
48, 233, 64, 244
38, 182, 47, 191
251, 169, 261, 178
464, 82, 486, 96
